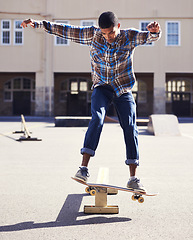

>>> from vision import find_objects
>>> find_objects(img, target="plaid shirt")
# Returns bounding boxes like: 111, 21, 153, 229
36, 21, 161, 97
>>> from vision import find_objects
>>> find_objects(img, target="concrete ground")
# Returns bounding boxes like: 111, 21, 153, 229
0, 116, 192, 240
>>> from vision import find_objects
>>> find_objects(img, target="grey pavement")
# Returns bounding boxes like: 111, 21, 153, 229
0, 117, 193, 240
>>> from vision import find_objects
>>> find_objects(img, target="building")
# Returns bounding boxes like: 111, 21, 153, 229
0, 0, 193, 117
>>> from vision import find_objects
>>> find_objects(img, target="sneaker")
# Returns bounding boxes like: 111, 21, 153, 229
127, 177, 146, 193
74, 167, 90, 182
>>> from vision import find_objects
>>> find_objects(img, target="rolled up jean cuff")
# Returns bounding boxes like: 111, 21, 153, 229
81, 147, 95, 157
125, 159, 139, 166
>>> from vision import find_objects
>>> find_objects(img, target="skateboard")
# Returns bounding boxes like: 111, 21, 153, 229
72, 177, 157, 203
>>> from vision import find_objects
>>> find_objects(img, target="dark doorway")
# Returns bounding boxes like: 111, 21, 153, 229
66, 79, 89, 116
13, 91, 31, 115
172, 92, 191, 116
67, 92, 87, 116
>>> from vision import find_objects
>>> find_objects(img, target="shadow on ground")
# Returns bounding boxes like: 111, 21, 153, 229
0, 194, 131, 232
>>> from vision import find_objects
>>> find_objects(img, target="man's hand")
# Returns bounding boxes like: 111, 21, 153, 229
20, 19, 35, 28
146, 21, 160, 33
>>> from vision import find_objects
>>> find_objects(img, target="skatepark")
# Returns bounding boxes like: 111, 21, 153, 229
0, 116, 192, 240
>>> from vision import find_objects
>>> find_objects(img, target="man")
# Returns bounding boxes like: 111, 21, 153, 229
21, 11, 161, 192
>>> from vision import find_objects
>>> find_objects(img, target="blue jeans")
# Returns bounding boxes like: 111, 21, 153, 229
81, 85, 139, 166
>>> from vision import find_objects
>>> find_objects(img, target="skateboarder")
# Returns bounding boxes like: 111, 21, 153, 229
21, 11, 161, 192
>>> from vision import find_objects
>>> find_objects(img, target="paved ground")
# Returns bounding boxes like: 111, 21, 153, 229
0, 116, 193, 240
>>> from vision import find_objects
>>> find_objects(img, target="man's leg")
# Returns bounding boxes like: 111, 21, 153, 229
113, 91, 146, 192
81, 86, 113, 156
75, 86, 113, 181
81, 153, 90, 167
129, 164, 137, 177
114, 91, 139, 166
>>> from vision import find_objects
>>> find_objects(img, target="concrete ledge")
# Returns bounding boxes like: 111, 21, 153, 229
147, 114, 181, 136
55, 116, 119, 127
136, 118, 149, 126
55, 116, 91, 127
55, 116, 149, 127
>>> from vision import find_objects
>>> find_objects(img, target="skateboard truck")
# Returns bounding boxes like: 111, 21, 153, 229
84, 186, 119, 214
131, 194, 144, 203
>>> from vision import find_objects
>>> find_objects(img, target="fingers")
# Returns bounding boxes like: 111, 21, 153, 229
20, 19, 33, 28
152, 21, 158, 28
146, 21, 160, 32
153, 21, 159, 29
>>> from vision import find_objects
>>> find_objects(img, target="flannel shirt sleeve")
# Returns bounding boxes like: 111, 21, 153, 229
33, 20, 43, 29
35, 20, 95, 46
147, 30, 162, 43
128, 28, 161, 48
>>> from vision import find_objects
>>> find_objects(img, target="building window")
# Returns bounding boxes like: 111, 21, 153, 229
13, 78, 21, 89
4, 77, 35, 102
4, 91, 12, 101
166, 21, 180, 46
80, 81, 87, 91
55, 20, 69, 46
60, 78, 92, 102
140, 21, 153, 46
1, 20, 24, 45
14, 20, 23, 45
4, 81, 12, 100
1, 20, 11, 45
23, 78, 31, 89
70, 79, 79, 94
166, 79, 192, 102
81, 20, 96, 27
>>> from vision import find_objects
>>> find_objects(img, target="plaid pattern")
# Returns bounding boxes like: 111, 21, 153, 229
36, 21, 161, 97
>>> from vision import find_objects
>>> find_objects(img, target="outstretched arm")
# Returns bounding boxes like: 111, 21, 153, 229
21, 19, 95, 46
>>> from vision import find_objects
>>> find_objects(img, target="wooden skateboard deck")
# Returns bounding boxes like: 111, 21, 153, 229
72, 177, 157, 203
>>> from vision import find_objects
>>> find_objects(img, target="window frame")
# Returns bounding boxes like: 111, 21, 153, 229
1, 19, 11, 45
59, 78, 92, 103
80, 20, 96, 27
13, 20, 24, 45
4, 77, 35, 102
166, 78, 192, 103
166, 21, 181, 46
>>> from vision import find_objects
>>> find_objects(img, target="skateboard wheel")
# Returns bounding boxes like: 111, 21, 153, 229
85, 187, 90, 194
90, 189, 96, 196
138, 197, 144, 203
131, 195, 137, 201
